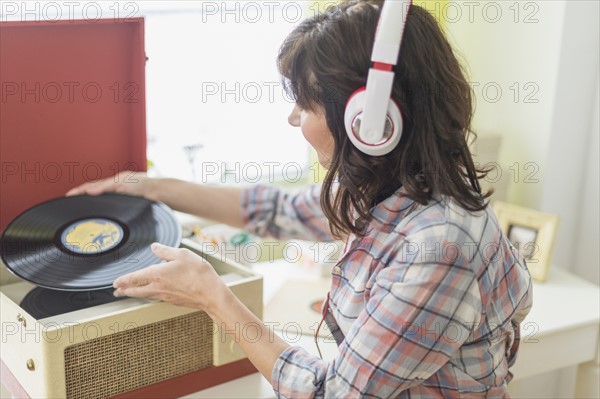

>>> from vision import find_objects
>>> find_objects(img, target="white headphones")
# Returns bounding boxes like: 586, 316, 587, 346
344, 0, 412, 156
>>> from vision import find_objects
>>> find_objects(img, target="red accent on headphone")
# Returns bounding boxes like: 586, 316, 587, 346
373, 62, 393, 71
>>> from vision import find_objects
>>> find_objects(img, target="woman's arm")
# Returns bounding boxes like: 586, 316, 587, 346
68, 171, 335, 241
112, 243, 290, 381
147, 178, 245, 228
67, 171, 245, 228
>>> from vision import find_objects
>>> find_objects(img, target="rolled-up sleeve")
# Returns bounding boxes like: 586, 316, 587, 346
241, 184, 334, 242
273, 347, 329, 398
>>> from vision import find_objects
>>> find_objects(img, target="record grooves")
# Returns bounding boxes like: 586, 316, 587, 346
1, 194, 182, 292
20, 287, 126, 319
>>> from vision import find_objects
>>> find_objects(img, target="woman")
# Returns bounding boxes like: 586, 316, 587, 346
68, 1, 533, 397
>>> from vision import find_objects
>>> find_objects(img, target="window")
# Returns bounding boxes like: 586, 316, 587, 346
141, 2, 312, 184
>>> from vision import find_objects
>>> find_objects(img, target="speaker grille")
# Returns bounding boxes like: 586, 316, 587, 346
64, 311, 214, 399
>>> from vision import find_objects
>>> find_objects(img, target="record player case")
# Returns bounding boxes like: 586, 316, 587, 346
0, 17, 147, 233
0, 16, 263, 398
0, 238, 263, 399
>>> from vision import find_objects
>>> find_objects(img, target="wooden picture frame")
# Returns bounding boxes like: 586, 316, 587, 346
493, 201, 559, 282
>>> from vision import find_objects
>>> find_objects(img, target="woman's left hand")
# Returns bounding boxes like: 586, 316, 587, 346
116, 243, 291, 383
113, 243, 225, 315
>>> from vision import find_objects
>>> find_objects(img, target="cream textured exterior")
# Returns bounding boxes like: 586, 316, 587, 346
0, 238, 263, 398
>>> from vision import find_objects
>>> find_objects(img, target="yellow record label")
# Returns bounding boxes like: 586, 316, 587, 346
60, 218, 124, 254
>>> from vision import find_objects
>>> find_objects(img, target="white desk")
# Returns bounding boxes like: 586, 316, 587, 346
184, 263, 600, 399
508, 267, 600, 398
1, 264, 597, 399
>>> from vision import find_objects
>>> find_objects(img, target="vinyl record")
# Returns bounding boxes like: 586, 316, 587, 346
0, 194, 182, 291
21, 287, 126, 319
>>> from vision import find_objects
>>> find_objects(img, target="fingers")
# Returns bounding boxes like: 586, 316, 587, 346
150, 243, 180, 262
113, 267, 163, 299
112, 245, 186, 289
113, 263, 159, 290
66, 171, 144, 197
66, 178, 115, 196
112, 244, 211, 306
113, 285, 154, 298
66, 182, 94, 196
112, 245, 180, 298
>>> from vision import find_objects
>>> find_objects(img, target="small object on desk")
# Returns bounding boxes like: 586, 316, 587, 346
194, 224, 262, 266
264, 279, 332, 338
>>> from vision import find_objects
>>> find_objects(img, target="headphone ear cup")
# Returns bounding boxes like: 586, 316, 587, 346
344, 89, 403, 156
344, 88, 365, 146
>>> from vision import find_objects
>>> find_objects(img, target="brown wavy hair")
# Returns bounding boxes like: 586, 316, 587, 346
277, 0, 492, 238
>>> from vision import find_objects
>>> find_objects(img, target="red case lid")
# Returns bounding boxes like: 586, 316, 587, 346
0, 18, 147, 232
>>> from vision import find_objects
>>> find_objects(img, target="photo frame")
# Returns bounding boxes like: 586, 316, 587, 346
492, 201, 559, 282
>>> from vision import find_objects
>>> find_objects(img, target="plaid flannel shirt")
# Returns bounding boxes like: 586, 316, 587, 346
242, 184, 533, 398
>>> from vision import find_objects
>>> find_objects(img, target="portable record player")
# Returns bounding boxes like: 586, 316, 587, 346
0, 194, 263, 399
0, 238, 263, 399
0, 16, 263, 399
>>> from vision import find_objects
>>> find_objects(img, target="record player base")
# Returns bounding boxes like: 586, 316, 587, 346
1, 357, 258, 399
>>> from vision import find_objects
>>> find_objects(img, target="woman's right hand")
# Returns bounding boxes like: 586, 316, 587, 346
66, 171, 156, 199
67, 171, 244, 228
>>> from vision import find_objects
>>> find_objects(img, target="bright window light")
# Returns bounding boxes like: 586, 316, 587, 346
142, 3, 311, 184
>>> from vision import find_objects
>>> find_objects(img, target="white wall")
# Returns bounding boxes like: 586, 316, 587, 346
446, 0, 599, 281
446, 2, 600, 396
572, 79, 600, 285
540, 0, 600, 277
446, 0, 567, 206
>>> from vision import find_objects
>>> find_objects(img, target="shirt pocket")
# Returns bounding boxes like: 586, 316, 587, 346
451, 364, 508, 398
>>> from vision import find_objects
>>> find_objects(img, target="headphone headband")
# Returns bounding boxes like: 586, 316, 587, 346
358, 0, 411, 147
372, 0, 411, 65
